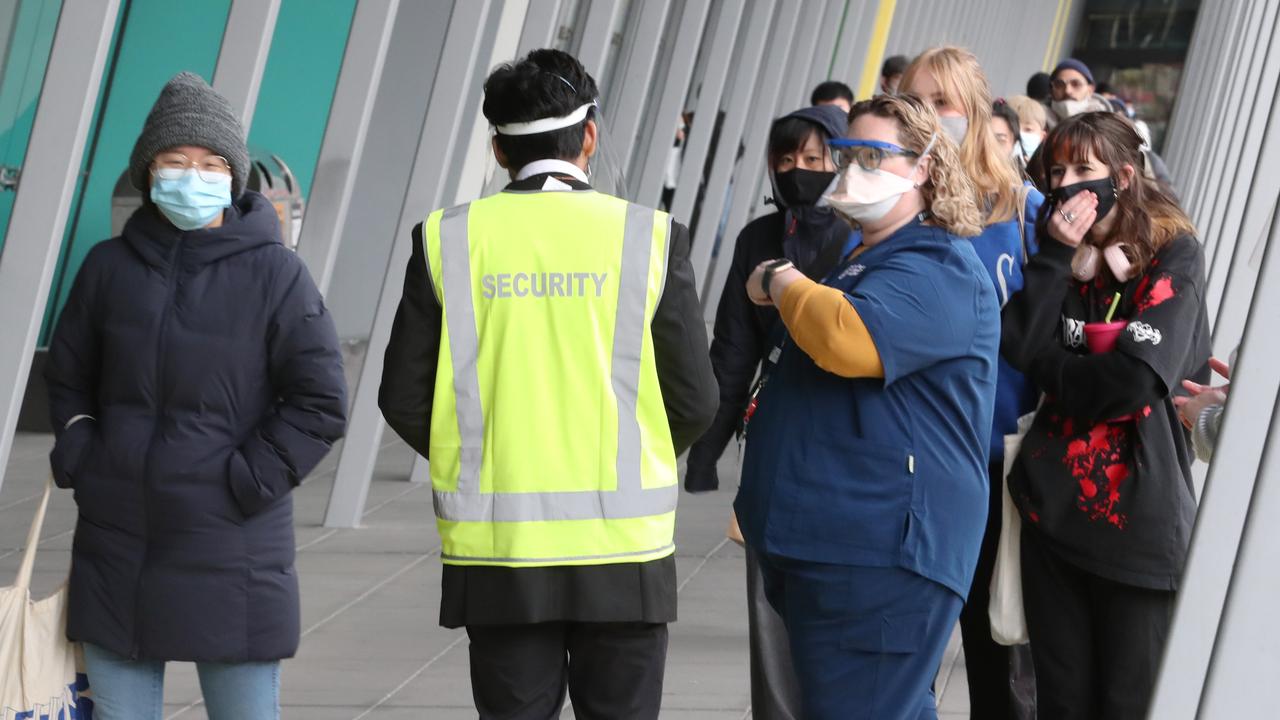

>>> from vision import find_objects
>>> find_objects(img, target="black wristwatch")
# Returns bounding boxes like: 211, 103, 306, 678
761, 259, 795, 299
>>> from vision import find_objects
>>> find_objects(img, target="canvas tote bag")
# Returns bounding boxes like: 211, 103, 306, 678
0, 477, 91, 719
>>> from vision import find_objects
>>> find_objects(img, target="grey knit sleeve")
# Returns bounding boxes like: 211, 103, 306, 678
1193, 403, 1225, 463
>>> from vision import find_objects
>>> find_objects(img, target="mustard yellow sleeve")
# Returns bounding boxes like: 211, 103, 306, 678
776, 277, 885, 379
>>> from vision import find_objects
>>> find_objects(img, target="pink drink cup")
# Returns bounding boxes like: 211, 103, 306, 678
1084, 320, 1127, 354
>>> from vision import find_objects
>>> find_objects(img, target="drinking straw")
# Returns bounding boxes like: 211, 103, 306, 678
1104, 291, 1122, 323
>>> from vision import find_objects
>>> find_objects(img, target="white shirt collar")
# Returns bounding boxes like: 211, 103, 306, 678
515, 159, 589, 184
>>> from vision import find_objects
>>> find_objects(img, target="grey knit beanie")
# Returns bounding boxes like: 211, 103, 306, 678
129, 72, 249, 198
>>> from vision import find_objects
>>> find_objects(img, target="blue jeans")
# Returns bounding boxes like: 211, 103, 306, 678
82, 642, 280, 720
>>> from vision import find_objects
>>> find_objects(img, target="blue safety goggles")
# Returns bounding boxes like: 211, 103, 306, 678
827, 139, 920, 172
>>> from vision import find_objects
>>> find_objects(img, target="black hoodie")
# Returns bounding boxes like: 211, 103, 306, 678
685, 105, 853, 492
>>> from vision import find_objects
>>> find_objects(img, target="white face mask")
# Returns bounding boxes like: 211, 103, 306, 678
1019, 131, 1042, 158
825, 135, 934, 225
939, 115, 968, 144
1052, 98, 1091, 118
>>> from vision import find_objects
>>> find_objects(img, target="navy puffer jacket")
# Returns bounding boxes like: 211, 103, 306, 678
45, 191, 347, 662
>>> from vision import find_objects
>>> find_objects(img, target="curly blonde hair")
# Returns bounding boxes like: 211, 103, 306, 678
847, 94, 984, 237
901, 47, 1024, 225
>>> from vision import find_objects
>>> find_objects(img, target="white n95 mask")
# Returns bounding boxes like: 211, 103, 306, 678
825, 166, 918, 224
823, 134, 933, 225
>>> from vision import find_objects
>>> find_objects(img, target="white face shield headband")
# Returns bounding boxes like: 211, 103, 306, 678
483, 99, 629, 199
494, 102, 597, 136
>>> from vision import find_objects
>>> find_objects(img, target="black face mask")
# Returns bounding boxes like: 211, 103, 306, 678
774, 168, 837, 208
1053, 176, 1118, 223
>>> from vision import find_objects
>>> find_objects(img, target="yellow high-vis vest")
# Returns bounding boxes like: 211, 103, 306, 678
422, 189, 678, 567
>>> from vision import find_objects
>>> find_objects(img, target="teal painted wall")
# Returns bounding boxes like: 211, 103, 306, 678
37, 0, 356, 343
40, 0, 231, 342
0, 0, 63, 252
248, 0, 357, 199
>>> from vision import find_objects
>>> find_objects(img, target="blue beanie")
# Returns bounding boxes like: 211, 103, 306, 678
1052, 58, 1094, 85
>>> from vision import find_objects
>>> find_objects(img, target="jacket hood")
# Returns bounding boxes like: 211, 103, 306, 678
123, 190, 283, 270
766, 105, 849, 212
783, 104, 849, 143
763, 106, 853, 276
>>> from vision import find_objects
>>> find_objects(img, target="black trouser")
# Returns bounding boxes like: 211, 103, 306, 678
746, 546, 802, 720
1021, 525, 1175, 720
958, 460, 1015, 719
466, 621, 668, 720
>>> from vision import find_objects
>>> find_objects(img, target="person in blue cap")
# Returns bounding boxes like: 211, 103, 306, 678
1047, 58, 1113, 124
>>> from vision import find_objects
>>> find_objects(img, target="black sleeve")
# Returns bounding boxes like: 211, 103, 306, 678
379, 222, 440, 460
1000, 236, 1075, 372
684, 226, 767, 491
45, 250, 102, 488
652, 220, 718, 456
229, 254, 349, 517
1029, 346, 1164, 422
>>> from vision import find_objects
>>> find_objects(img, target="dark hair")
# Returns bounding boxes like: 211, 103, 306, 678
1038, 111, 1195, 275
881, 55, 909, 78
991, 99, 1021, 139
1096, 81, 1116, 95
483, 49, 599, 170
810, 80, 854, 106
767, 117, 829, 168
1026, 72, 1052, 101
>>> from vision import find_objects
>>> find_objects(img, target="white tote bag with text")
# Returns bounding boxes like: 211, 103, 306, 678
0, 477, 91, 719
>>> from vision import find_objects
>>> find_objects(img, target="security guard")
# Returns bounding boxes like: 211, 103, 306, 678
379, 49, 717, 719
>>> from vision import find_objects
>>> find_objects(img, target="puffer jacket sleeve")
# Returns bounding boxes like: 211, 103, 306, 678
45, 247, 103, 488
228, 254, 349, 517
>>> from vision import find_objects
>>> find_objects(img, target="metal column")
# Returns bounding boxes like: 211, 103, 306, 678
631, 0, 713, 207
324, 1, 495, 528
687, 0, 776, 290
212, 0, 282, 130
1195, 0, 1272, 278
296, 0, 401, 295
703, 0, 803, 315
0, 0, 121, 492
517, 0, 565, 55
605, 0, 670, 173
1149, 172, 1280, 720
668, 0, 747, 227
576, 0, 623, 82
1202, 3, 1280, 320
805, 0, 850, 91
830, 0, 871, 84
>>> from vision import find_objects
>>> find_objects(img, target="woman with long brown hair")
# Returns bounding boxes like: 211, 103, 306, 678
900, 46, 1046, 718
734, 94, 999, 719
1001, 111, 1210, 719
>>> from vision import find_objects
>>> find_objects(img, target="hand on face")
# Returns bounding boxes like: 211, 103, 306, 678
1046, 189, 1098, 248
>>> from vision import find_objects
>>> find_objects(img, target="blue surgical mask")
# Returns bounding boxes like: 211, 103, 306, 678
1019, 131, 1042, 158
150, 168, 232, 231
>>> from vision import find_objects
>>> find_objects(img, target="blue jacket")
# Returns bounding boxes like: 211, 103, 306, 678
734, 219, 1000, 597
969, 187, 1044, 459
45, 192, 347, 662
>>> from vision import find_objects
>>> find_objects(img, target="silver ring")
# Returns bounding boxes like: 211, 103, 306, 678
1060, 208, 1076, 224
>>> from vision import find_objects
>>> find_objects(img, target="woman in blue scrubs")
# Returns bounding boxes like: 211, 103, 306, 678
734, 94, 1001, 720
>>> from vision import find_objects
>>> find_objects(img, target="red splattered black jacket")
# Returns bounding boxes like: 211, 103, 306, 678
1001, 233, 1211, 591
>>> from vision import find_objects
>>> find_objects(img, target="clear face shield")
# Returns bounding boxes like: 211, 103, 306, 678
481, 101, 629, 198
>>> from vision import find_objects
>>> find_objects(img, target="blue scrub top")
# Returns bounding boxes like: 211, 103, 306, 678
969, 187, 1045, 460
734, 219, 1000, 598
